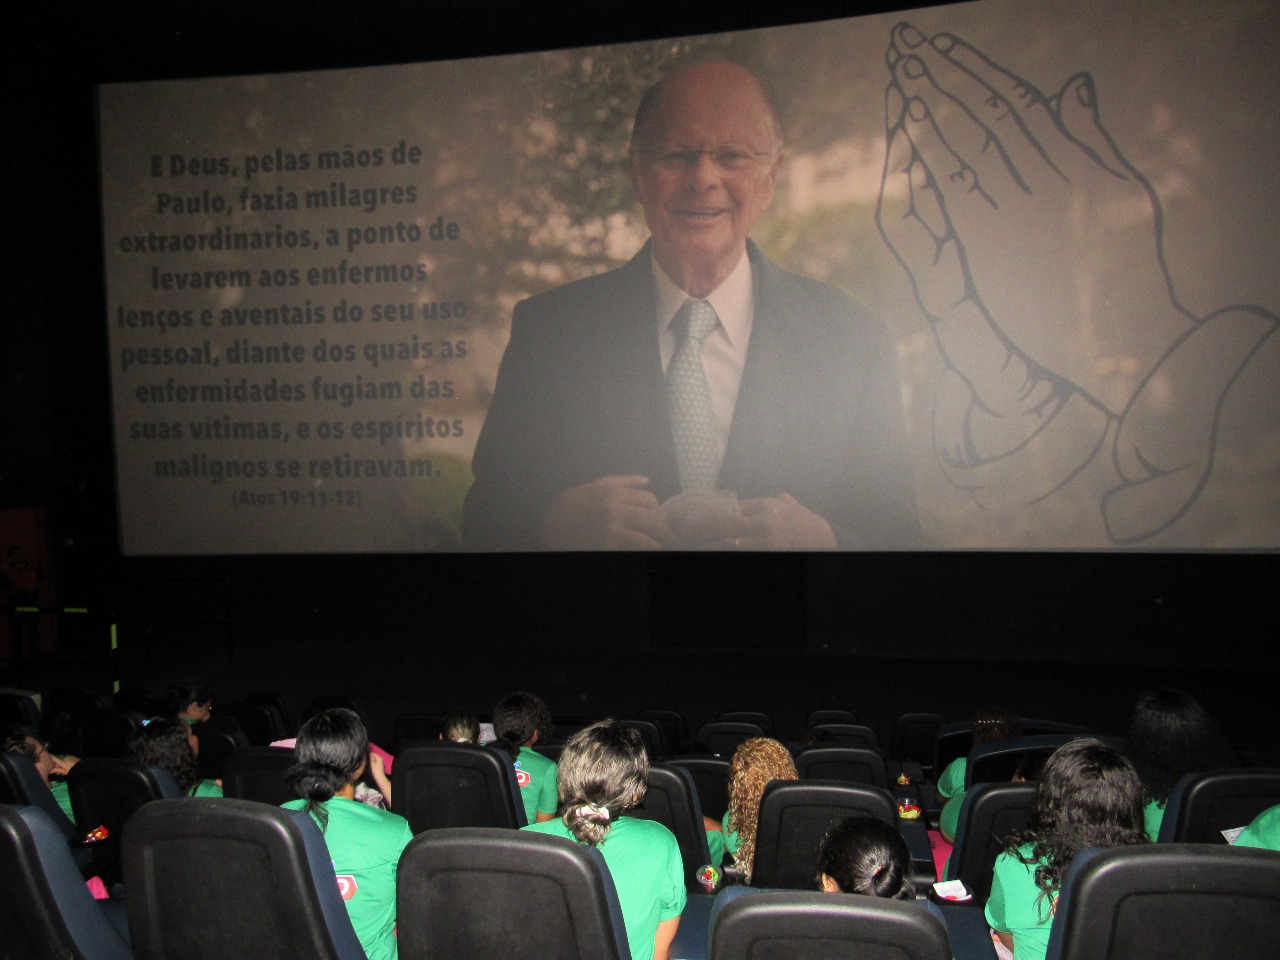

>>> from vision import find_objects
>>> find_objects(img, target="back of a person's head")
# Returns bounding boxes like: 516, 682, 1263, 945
972, 707, 1022, 746
441, 709, 480, 744
129, 718, 199, 794
1125, 687, 1234, 802
726, 737, 798, 876
166, 682, 212, 718
491, 692, 550, 759
288, 707, 368, 816
1010, 738, 1147, 893
557, 718, 649, 846
816, 815, 914, 900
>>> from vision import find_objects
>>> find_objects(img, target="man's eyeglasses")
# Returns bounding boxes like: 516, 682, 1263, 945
639, 146, 778, 172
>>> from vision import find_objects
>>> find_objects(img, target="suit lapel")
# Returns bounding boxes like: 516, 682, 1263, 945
719, 243, 824, 495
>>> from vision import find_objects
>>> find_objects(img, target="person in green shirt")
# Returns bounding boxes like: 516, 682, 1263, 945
523, 719, 685, 960
284, 707, 412, 960
938, 707, 1021, 842
128, 717, 223, 797
1123, 688, 1235, 840
1235, 804, 1280, 851
491, 691, 558, 824
2, 731, 80, 824
986, 739, 1147, 960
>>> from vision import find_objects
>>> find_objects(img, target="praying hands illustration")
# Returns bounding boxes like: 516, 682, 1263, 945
876, 22, 1276, 543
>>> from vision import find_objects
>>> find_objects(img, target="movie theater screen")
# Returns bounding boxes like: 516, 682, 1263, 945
99, 0, 1280, 554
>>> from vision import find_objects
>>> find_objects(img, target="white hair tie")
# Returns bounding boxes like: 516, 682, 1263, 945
577, 803, 610, 820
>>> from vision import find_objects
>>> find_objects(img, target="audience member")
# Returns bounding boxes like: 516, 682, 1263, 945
439, 708, 480, 744
522, 718, 685, 960
1124, 687, 1235, 840
491, 691, 558, 824
938, 708, 1022, 842
986, 738, 1146, 960
167, 683, 214, 726
721, 737, 797, 882
284, 707, 412, 960
816, 814, 915, 899
1235, 804, 1280, 851
2, 731, 80, 823
128, 718, 222, 797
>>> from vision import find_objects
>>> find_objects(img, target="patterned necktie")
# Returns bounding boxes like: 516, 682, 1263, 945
667, 298, 721, 491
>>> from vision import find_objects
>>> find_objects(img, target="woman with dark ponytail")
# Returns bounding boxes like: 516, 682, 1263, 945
283, 708, 412, 960
491, 691, 558, 824
815, 815, 915, 899
522, 719, 685, 960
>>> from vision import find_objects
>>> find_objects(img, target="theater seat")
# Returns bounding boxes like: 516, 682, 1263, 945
752, 780, 928, 891
67, 757, 182, 885
795, 746, 889, 788
122, 797, 365, 959
0, 804, 132, 959
221, 744, 297, 807
395, 826, 629, 960
944, 781, 1038, 901
696, 721, 765, 760
632, 763, 713, 891
709, 889, 952, 960
1158, 768, 1280, 844
391, 741, 525, 832
1045, 843, 1280, 960
667, 756, 730, 823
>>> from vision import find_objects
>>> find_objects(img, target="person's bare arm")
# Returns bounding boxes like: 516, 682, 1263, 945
368, 751, 392, 807
653, 916, 681, 960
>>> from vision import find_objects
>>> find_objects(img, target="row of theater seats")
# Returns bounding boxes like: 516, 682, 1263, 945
5, 794, 1280, 960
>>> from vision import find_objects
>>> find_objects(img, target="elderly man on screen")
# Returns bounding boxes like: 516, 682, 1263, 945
463, 62, 919, 551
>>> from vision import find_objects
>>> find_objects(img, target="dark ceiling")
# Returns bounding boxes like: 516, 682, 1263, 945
30, 1, 919, 80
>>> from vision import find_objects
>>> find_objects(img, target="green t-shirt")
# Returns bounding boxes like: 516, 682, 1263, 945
190, 778, 223, 798
514, 746, 558, 824
283, 796, 414, 960
985, 844, 1056, 960
1143, 797, 1166, 842
937, 758, 967, 798
523, 816, 686, 960
49, 779, 76, 825
720, 809, 740, 856
1235, 803, 1280, 851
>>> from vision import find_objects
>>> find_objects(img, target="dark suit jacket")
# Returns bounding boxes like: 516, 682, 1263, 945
462, 241, 919, 550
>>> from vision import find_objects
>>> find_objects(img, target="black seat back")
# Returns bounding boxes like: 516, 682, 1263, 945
710, 889, 951, 960
123, 797, 366, 959
67, 757, 181, 883
966, 734, 1078, 788
805, 723, 881, 751
0, 804, 133, 960
222, 745, 298, 806
391, 741, 526, 833
1159, 768, 1280, 843
795, 746, 888, 788
1046, 844, 1280, 960
632, 763, 713, 891
396, 827, 630, 960
946, 781, 1038, 903
667, 756, 730, 821
696, 721, 765, 760
752, 779, 896, 890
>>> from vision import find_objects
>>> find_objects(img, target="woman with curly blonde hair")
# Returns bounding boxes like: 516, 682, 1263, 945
720, 737, 797, 881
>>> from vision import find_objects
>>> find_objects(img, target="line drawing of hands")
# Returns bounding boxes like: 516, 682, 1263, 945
876, 21, 1277, 543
